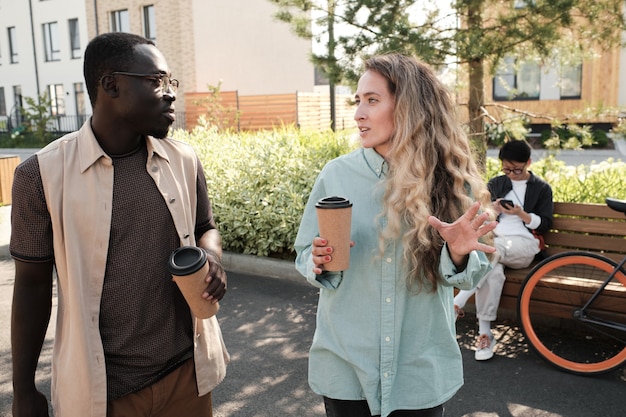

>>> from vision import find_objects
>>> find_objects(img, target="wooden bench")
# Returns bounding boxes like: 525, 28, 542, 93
466, 201, 626, 317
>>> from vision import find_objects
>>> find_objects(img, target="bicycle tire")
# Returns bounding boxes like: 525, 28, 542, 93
518, 252, 626, 375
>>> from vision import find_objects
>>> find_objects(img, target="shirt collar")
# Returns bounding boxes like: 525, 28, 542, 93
77, 120, 107, 173
145, 135, 171, 163
363, 147, 388, 178
77, 119, 170, 172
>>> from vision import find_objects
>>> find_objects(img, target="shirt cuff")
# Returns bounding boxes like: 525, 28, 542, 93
439, 244, 492, 290
296, 248, 344, 289
527, 213, 541, 230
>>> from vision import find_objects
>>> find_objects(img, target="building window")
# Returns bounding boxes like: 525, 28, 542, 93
74, 82, 86, 115
13, 85, 23, 109
69, 18, 81, 59
493, 56, 540, 101
0, 87, 6, 116
111, 9, 130, 33
43, 22, 61, 61
8, 27, 18, 63
143, 5, 156, 41
48, 84, 66, 116
13, 85, 23, 125
560, 63, 582, 99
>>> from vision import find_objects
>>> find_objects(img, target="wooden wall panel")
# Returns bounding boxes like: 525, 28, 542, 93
184, 91, 356, 132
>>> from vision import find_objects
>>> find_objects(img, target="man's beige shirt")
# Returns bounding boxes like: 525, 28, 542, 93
37, 121, 229, 417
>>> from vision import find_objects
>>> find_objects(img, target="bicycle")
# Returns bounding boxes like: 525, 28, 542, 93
517, 197, 626, 375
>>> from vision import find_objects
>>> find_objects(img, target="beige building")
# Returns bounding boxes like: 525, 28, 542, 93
85, 0, 316, 111
0, 0, 315, 128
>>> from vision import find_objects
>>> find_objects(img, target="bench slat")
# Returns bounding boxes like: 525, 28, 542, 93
553, 202, 626, 220
545, 233, 626, 254
551, 217, 626, 236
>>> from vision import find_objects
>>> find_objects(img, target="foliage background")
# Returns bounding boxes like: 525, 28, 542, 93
172, 120, 356, 259
176, 124, 626, 259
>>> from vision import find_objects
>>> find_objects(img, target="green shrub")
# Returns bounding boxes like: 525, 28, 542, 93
592, 129, 609, 148
172, 121, 356, 259
174, 124, 625, 259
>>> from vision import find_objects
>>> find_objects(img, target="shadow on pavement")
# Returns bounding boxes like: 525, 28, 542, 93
2, 269, 625, 417
451, 312, 625, 417
212, 272, 325, 417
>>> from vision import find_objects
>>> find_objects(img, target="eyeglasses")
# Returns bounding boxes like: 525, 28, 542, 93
104, 71, 179, 93
502, 167, 524, 175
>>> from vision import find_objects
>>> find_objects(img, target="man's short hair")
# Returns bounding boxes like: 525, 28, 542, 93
83, 32, 155, 107
498, 140, 532, 163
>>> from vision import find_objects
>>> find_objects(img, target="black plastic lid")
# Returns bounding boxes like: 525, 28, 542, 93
167, 246, 207, 275
315, 196, 352, 209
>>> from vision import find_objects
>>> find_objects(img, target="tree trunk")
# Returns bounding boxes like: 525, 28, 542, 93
466, 0, 487, 171
468, 57, 486, 171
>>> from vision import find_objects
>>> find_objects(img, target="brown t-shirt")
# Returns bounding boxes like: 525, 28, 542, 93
11, 140, 216, 399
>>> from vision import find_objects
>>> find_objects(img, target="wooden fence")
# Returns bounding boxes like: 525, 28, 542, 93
184, 90, 355, 132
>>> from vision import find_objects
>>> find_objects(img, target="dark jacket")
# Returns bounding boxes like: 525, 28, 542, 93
488, 171, 554, 234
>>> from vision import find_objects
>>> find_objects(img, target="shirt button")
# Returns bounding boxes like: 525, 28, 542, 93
384, 372, 389, 378
386, 297, 391, 303
386, 258, 392, 263
385, 336, 390, 342
169, 198, 176, 203
151, 166, 158, 172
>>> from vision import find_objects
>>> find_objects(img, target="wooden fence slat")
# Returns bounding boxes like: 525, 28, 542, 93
184, 90, 355, 132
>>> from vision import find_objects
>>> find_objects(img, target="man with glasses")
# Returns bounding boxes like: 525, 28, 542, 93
454, 140, 553, 361
10, 32, 228, 417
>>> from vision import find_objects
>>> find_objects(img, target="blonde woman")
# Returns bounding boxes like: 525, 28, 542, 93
295, 54, 496, 417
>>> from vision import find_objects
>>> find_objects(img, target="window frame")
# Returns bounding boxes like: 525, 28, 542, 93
48, 83, 66, 116
68, 18, 81, 59
110, 9, 130, 33
0, 87, 6, 117
493, 56, 541, 101
42, 22, 61, 62
73, 82, 86, 115
559, 63, 582, 100
8, 27, 18, 64
143, 5, 157, 41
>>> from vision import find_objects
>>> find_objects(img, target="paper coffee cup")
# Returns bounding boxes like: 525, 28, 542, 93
315, 196, 353, 271
168, 246, 219, 319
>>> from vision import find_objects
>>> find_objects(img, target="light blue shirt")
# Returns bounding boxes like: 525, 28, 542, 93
295, 147, 491, 416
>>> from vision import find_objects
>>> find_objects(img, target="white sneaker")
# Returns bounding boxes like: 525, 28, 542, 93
475, 333, 496, 361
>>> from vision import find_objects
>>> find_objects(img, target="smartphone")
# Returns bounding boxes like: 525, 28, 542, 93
500, 199, 514, 209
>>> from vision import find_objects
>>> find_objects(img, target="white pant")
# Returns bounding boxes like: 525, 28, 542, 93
474, 235, 539, 321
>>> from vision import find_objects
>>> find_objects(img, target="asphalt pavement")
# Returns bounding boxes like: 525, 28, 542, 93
1, 204, 626, 417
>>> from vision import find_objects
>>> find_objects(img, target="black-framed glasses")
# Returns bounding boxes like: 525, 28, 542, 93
105, 71, 179, 93
502, 167, 524, 175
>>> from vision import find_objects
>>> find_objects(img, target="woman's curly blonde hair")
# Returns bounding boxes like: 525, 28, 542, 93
365, 54, 493, 291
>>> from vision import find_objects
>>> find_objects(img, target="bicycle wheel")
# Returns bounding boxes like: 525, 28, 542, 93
518, 252, 626, 375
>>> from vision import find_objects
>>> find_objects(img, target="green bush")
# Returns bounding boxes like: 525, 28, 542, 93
486, 155, 626, 203
176, 124, 625, 259
172, 121, 356, 259
538, 124, 612, 150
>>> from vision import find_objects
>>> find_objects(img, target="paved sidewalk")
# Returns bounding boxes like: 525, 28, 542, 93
2, 205, 626, 416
